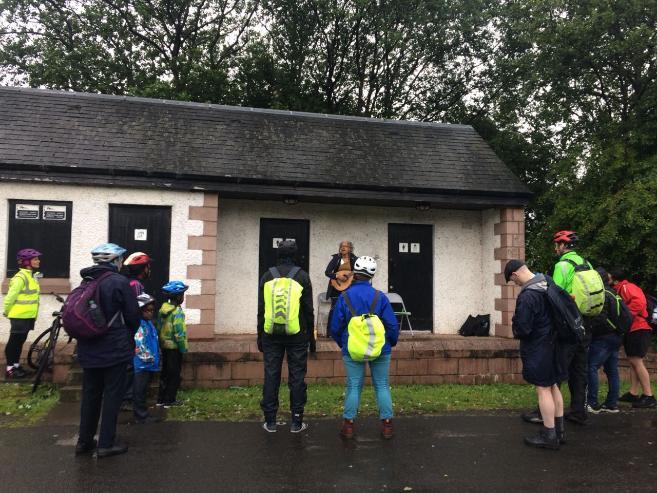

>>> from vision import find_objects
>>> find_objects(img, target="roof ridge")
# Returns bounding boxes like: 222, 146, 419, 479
0, 85, 474, 130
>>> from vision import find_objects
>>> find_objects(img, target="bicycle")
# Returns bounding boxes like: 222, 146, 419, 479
29, 293, 68, 393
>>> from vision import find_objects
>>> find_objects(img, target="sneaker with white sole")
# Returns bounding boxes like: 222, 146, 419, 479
290, 422, 308, 433
262, 422, 277, 433
599, 404, 620, 413
586, 404, 601, 414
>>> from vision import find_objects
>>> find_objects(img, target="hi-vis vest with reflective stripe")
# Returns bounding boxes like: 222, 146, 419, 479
342, 290, 385, 362
263, 266, 303, 336
7, 269, 40, 319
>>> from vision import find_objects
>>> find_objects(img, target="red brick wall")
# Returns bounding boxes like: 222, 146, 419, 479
186, 193, 218, 339
493, 208, 525, 338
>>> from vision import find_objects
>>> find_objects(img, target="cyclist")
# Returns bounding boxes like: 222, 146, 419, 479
75, 243, 140, 458
123, 251, 153, 296
3, 248, 41, 379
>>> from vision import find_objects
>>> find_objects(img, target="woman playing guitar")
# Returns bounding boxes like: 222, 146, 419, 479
324, 241, 358, 323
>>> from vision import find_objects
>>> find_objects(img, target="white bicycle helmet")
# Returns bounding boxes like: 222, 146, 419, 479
137, 293, 156, 308
91, 243, 127, 264
354, 256, 377, 278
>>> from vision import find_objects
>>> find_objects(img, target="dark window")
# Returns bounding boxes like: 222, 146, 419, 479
6, 200, 73, 278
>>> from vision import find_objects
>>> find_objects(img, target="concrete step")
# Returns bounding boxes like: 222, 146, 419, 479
59, 382, 160, 402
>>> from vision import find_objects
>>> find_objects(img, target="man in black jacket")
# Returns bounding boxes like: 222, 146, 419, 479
258, 240, 315, 433
506, 259, 565, 450
75, 243, 140, 458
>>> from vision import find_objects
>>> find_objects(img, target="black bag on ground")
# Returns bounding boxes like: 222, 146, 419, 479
458, 314, 490, 337
545, 276, 586, 343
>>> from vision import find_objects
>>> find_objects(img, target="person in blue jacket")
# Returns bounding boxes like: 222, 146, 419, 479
132, 293, 162, 424
330, 256, 399, 439
506, 259, 565, 450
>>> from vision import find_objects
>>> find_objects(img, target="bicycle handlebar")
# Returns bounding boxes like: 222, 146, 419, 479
51, 292, 66, 304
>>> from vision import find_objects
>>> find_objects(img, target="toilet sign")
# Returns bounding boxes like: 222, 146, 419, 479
398, 242, 409, 253
15, 203, 39, 220
43, 204, 66, 220
411, 243, 420, 253
134, 229, 148, 241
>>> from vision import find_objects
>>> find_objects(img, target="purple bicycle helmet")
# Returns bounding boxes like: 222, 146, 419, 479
17, 248, 42, 267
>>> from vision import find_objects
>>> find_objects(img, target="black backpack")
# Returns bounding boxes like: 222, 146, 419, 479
545, 276, 586, 343
645, 294, 657, 332
458, 314, 490, 337
605, 289, 632, 336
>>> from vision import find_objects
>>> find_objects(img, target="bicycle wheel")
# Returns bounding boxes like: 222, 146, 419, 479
31, 318, 61, 393
27, 327, 52, 370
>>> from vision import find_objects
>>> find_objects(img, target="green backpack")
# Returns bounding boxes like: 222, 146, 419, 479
263, 266, 303, 336
563, 258, 605, 316
342, 290, 386, 362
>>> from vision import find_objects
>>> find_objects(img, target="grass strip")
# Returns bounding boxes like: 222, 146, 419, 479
0, 383, 59, 428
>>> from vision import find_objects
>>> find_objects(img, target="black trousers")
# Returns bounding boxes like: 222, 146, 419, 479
560, 340, 590, 418
78, 363, 127, 449
5, 332, 28, 366
122, 362, 134, 403
260, 337, 308, 423
158, 349, 183, 404
133, 370, 156, 420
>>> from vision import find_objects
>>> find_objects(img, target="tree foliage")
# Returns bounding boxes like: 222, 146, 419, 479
1, 0, 657, 290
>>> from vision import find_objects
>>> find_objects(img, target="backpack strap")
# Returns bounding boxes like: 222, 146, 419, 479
341, 292, 358, 318
369, 290, 381, 314
269, 267, 281, 279
287, 266, 301, 280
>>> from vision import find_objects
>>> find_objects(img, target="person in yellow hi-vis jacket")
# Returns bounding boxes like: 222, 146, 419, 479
3, 248, 42, 379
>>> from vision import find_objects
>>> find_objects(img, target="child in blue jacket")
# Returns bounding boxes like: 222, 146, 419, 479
133, 294, 161, 424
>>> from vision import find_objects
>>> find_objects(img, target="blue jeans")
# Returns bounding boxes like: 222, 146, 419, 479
342, 353, 393, 420
587, 335, 621, 408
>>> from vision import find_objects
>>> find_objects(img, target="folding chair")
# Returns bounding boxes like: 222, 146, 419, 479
385, 292, 413, 335
316, 292, 332, 337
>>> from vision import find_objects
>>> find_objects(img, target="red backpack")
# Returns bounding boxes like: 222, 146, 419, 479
61, 272, 123, 339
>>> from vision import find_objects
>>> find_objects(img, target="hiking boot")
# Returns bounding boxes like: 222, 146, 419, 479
381, 419, 394, 439
290, 422, 308, 433
262, 422, 277, 433
599, 404, 620, 413
619, 392, 640, 403
5, 366, 28, 379
524, 428, 559, 450
75, 439, 97, 456
555, 416, 566, 445
586, 403, 601, 414
564, 411, 588, 425
632, 395, 657, 409
96, 441, 128, 458
340, 419, 354, 439
521, 409, 543, 424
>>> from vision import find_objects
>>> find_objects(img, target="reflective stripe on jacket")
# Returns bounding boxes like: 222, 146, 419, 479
4, 269, 40, 319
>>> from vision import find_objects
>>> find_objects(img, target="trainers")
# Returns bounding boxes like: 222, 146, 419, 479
619, 392, 640, 403
290, 422, 308, 433
162, 400, 184, 409
564, 411, 588, 425
586, 403, 601, 414
381, 419, 394, 439
524, 428, 559, 450
262, 422, 277, 433
599, 404, 620, 413
632, 395, 657, 409
155, 402, 165, 407
5, 367, 28, 379
96, 441, 128, 458
521, 409, 543, 424
340, 419, 354, 439
75, 439, 97, 456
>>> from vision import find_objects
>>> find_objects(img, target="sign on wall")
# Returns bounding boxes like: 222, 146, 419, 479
398, 242, 409, 253
43, 204, 67, 220
134, 229, 148, 241
15, 204, 39, 220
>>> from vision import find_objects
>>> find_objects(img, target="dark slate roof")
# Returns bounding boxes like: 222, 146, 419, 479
0, 87, 531, 208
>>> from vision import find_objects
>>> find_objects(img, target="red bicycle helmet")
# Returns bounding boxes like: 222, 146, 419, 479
553, 230, 578, 244
124, 252, 153, 266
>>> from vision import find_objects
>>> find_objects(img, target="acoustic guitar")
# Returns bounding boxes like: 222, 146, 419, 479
330, 271, 354, 292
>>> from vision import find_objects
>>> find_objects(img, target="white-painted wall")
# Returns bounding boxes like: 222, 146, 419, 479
0, 182, 204, 342
216, 199, 500, 334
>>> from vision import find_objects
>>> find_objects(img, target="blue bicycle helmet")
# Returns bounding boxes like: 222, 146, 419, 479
162, 280, 189, 295
91, 243, 127, 264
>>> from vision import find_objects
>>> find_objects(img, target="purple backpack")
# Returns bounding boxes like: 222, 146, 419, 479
62, 271, 122, 340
